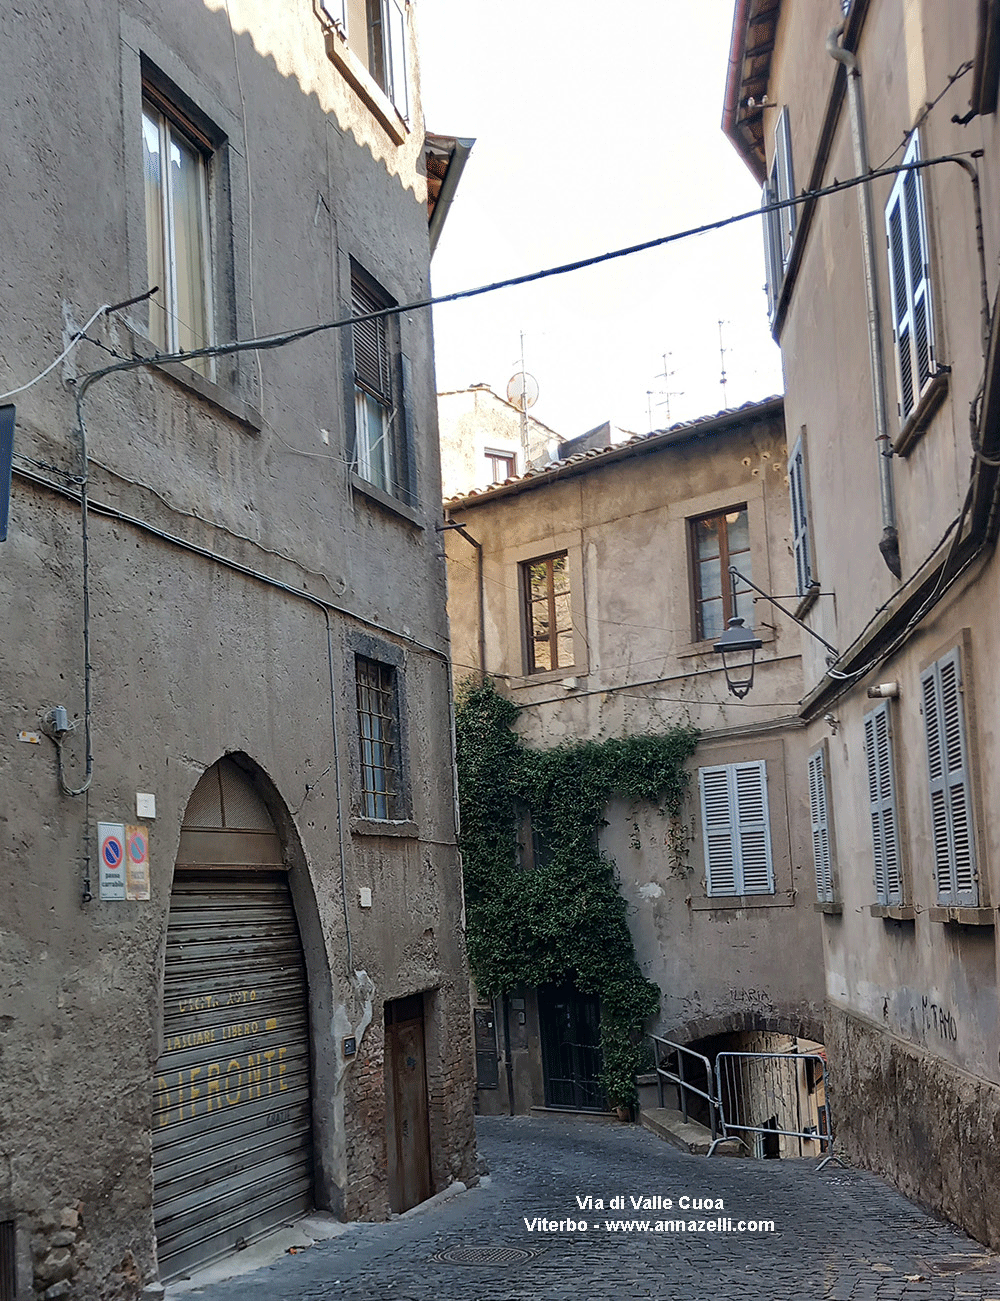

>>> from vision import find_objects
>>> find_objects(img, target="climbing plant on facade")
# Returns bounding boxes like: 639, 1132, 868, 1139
454, 678, 699, 1108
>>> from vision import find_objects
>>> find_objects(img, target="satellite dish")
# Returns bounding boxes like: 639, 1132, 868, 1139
506, 371, 539, 412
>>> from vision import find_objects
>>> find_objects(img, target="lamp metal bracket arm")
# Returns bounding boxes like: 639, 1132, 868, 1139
728, 565, 839, 660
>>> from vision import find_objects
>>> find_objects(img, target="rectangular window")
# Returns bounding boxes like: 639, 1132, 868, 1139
885, 133, 936, 423
762, 106, 795, 322
808, 747, 835, 903
355, 655, 401, 820
322, 0, 409, 120
691, 506, 752, 642
485, 448, 516, 483
788, 434, 814, 597
865, 702, 903, 905
699, 761, 774, 896
522, 553, 573, 674
142, 95, 213, 377
351, 268, 411, 503
921, 649, 977, 905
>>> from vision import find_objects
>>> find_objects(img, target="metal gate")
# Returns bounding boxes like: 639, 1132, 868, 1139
153, 870, 313, 1277
538, 985, 604, 1110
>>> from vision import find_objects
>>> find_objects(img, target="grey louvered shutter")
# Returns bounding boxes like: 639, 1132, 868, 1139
788, 435, 812, 596
865, 703, 902, 905
352, 276, 390, 402
808, 749, 833, 902
385, 0, 409, 121
774, 106, 796, 265
885, 134, 935, 423
701, 766, 737, 895
762, 182, 781, 322
922, 650, 978, 905
735, 761, 774, 894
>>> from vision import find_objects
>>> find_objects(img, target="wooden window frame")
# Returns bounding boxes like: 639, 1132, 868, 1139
689, 504, 752, 643
521, 551, 573, 675
885, 132, 937, 425
485, 448, 516, 483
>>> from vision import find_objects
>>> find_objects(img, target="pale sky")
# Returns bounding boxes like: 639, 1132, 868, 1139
417, 0, 784, 440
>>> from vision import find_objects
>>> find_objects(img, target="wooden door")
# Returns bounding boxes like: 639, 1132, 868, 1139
384, 994, 431, 1213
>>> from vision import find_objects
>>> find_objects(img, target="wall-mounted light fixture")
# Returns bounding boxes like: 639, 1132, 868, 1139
714, 565, 840, 699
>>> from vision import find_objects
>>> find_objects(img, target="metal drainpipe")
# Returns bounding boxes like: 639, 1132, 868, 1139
827, 25, 902, 578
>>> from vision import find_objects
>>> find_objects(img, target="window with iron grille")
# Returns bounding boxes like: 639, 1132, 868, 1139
521, 552, 573, 673
355, 656, 401, 820
699, 761, 774, 896
885, 133, 937, 424
690, 506, 752, 642
921, 648, 978, 906
0, 1220, 14, 1301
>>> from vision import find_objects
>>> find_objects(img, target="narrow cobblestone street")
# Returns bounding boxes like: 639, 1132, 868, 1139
170, 1115, 1000, 1301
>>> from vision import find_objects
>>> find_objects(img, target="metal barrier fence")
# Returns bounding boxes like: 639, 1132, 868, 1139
707, 1050, 836, 1164
650, 1035, 720, 1141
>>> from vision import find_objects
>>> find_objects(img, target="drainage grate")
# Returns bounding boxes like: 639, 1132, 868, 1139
0, 1221, 14, 1301
432, 1245, 537, 1266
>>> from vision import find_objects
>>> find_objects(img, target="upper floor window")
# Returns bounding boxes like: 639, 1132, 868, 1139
522, 552, 573, 673
699, 761, 774, 896
142, 94, 213, 376
864, 702, 903, 906
921, 648, 977, 906
351, 267, 412, 504
321, 0, 409, 122
808, 746, 836, 904
762, 106, 796, 322
485, 448, 516, 483
690, 506, 752, 642
885, 133, 936, 424
788, 434, 814, 597
355, 655, 402, 820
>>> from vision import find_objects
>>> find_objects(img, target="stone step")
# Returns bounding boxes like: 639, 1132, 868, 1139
639, 1107, 743, 1156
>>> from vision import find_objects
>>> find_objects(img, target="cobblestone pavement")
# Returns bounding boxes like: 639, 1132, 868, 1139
175, 1114, 1000, 1301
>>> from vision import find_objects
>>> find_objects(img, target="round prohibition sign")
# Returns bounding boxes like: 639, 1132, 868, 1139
128, 831, 148, 864
102, 836, 124, 869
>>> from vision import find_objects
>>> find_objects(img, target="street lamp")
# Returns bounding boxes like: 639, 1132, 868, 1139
713, 615, 762, 699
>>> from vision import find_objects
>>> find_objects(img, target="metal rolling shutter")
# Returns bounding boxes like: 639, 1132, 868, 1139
153, 871, 313, 1279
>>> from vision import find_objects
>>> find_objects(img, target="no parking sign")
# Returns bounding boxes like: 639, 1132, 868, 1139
97, 822, 126, 900
126, 824, 151, 900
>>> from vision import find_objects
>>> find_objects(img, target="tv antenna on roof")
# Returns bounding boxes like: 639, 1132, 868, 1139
507, 331, 538, 466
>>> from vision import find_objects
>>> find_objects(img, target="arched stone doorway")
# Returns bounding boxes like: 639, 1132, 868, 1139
152, 758, 314, 1279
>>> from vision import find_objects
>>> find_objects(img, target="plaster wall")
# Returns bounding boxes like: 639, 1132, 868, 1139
0, 2, 474, 1296
445, 403, 825, 1086
752, 0, 1000, 1245
437, 387, 561, 498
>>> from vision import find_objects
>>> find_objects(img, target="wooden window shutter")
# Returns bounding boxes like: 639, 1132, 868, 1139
922, 650, 978, 905
808, 749, 833, 902
774, 106, 795, 264
385, 0, 409, 121
865, 703, 902, 905
761, 183, 781, 323
884, 134, 935, 423
700, 766, 737, 896
788, 435, 812, 596
735, 761, 774, 894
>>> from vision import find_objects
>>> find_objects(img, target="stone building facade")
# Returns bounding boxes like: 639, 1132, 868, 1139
725, 0, 1000, 1245
0, 2, 475, 1295
443, 398, 826, 1115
